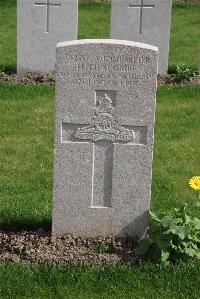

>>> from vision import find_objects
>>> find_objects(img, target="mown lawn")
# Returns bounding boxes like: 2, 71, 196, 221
0, 1, 200, 70
169, 4, 200, 69
0, 83, 54, 231
1, 262, 200, 298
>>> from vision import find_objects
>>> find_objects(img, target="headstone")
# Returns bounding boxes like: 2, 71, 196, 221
52, 39, 158, 238
17, 0, 78, 74
110, 0, 172, 74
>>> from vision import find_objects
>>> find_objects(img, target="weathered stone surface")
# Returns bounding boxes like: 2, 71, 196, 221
111, 0, 172, 74
17, 0, 78, 74
52, 40, 158, 238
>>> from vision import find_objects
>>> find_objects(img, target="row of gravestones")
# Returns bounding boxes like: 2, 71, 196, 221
17, 1, 170, 238
17, 0, 172, 75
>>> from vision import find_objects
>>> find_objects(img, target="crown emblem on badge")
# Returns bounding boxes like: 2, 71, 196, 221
75, 94, 135, 142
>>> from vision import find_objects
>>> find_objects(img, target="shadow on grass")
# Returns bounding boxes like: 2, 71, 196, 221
0, 220, 51, 233
0, 65, 17, 74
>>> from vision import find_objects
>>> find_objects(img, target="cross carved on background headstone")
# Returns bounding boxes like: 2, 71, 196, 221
129, 0, 155, 34
34, 0, 61, 33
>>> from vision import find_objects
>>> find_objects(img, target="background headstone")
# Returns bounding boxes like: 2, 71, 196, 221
17, 0, 78, 74
52, 40, 158, 238
111, 0, 172, 74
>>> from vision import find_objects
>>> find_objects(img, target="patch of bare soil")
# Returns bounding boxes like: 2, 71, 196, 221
0, 71, 199, 86
0, 71, 55, 86
0, 232, 139, 266
158, 74, 200, 85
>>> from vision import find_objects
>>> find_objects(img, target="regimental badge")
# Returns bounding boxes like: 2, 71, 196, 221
75, 94, 135, 142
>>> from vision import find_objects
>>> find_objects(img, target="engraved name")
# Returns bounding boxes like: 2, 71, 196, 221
64, 54, 151, 64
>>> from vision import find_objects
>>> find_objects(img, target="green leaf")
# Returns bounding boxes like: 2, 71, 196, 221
184, 247, 198, 257
155, 238, 171, 250
166, 226, 186, 239
176, 227, 187, 240
174, 208, 181, 213
136, 238, 152, 256
184, 214, 192, 225
161, 251, 170, 265
195, 252, 200, 259
161, 216, 182, 228
190, 235, 200, 243
193, 217, 200, 229
149, 211, 160, 222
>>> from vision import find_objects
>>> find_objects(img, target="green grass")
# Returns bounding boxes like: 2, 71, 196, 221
0, 0, 16, 70
152, 85, 200, 213
0, 83, 54, 231
0, 262, 200, 298
0, 83, 199, 231
78, 2, 110, 39
169, 4, 200, 69
0, 1, 200, 297
0, 1, 200, 70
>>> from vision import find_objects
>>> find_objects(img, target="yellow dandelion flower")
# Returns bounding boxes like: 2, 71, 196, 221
189, 176, 200, 191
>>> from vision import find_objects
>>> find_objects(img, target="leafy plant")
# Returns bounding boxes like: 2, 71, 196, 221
136, 206, 200, 265
172, 65, 196, 83
136, 176, 200, 265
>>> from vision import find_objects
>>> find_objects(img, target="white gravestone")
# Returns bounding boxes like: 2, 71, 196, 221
17, 0, 78, 74
111, 0, 172, 74
52, 40, 158, 238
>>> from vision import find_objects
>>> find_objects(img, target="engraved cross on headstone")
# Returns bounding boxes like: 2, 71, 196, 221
62, 93, 147, 208
129, 0, 155, 34
34, 0, 61, 33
